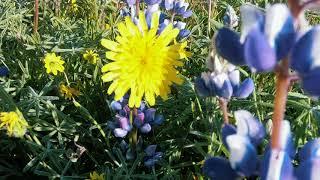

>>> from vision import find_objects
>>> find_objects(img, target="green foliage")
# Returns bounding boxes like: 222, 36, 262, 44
0, 0, 320, 179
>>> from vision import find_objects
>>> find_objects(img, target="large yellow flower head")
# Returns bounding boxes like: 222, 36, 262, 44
101, 12, 188, 107
0, 111, 28, 138
44, 53, 65, 75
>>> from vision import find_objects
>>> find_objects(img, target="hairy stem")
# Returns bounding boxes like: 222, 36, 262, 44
33, 0, 39, 34
219, 98, 229, 124
271, 59, 290, 150
136, 0, 140, 15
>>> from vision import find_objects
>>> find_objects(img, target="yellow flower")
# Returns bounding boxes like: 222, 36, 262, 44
70, 0, 78, 12
59, 84, 80, 100
89, 171, 105, 180
83, 50, 99, 64
101, 12, 189, 107
0, 111, 28, 138
105, 24, 110, 30
44, 53, 65, 75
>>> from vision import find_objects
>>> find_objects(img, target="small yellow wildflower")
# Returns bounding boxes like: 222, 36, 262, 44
59, 84, 80, 100
105, 24, 110, 30
83, 50, 99, 64
44, 53, 65, 76
0, 111, 28, 138
70, 0, 78, 12
175, 41, 192, 59
89, 171, 105, 180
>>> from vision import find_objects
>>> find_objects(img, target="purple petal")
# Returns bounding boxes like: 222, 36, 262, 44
174, 21, 186, 30
226, 135, 258, 176
126, 0, 136, 6
244, 26, 277, 72
133, 118, 143, 128
110, 101, 122, 111
212, 73, 233, 99
144, 108, 156, 122
119, 117, 131, 131
163, 0, 174, 10
299, 138, 320, 162
302, 67, 320, 97
234, 110, 265, 146
144, 158, 158, 168
145, 145, 157, 156
215, 27, 246, 65
296, 158, 320, 180
240, 4, 265, 42
114, 128, 128, 138
228, 68, 240, 89
195, 77, 211, 97
145, 0, 161, 5
178, 29, 190, 39
234, 78, 255, 99
153, 114, 164, 125
261, 150, 294, 180
290, 26, 320, 74
279, 120, 296, 157
203, 157, 239, 180
182, 10, 192, 18
221, 123, 237, 150
265, 4, 295, 60
140, 123, 152, 133
0, 66, 9, 76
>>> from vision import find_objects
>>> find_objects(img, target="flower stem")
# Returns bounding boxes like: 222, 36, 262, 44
136, 0, 140, 16
129, 108, 138, 148
271, 59, 290, 150
218, 98, 229, 124
33, 0, 39, 34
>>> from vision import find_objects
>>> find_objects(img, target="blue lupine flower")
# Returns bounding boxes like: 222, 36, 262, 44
162, 0, 192, 18
195, 64, 254, 99
290, 26, 320, 97
234, 110, 265, 146
296, 139, 320, 180
145, 0, 161, 5
0, 66, 9, 77
204, 110, 264, 178
144, 145, 163, 168
223, 5, 238, 28
109, 99, 164, 137
203, 157, 239, 180
133, 107, 164, 134
108, 115, 132, 138
261, 149, 294, 180
299, 138, 320, 162
216, 4, 295, 72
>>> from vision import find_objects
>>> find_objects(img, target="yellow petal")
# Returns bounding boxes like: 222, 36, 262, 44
101, 39, 119, 51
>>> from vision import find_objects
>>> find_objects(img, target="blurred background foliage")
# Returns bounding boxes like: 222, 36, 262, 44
0, 0, 320, 179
